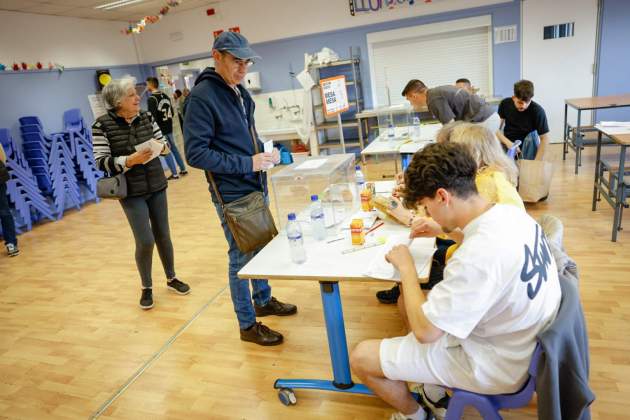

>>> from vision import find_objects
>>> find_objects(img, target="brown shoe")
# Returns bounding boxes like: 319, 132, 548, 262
240, 322, 284, 346
255, 297, 298, 317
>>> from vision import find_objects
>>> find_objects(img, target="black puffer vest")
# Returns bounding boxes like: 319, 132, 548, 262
97, 111, 167, 197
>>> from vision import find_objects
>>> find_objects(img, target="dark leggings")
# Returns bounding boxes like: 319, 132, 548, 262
0, 183, 17, 246
120, 189, 175, 288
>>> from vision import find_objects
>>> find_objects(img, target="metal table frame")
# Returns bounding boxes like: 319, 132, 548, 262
591, 128, 630, 241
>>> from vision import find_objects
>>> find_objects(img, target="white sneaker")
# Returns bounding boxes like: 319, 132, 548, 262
6, 243, 19, 257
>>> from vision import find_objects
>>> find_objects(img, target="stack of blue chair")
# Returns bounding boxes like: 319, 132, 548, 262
63, 108, 102, 202
19, 116, 82, 218
0, 128, 55, 232
19, 117, 54, 195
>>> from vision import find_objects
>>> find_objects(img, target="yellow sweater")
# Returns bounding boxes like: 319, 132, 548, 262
475, 167, 525, 210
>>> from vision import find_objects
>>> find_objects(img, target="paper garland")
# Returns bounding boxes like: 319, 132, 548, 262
122, 0, 182, 35
0, 62, 64, 73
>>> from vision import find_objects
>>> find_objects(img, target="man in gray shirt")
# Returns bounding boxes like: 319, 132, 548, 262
402, 79, 500, 133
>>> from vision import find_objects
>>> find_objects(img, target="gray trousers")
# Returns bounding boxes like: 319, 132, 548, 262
120, 188, 175, 288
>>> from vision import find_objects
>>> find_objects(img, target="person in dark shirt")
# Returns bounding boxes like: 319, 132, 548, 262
497, 80, 550, 160
146, 77, 188, 179
402, 79, 500, 133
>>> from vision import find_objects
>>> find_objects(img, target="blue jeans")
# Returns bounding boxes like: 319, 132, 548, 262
213, 200, 271, 330
0, 183, 17, 246
163, 132, 186, 175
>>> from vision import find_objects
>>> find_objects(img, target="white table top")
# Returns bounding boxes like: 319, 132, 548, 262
238, 181, 435, 283
595, 123, 630, 136
361, 123, 442, 156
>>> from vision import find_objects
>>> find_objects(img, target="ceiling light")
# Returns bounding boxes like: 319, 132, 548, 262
94, 0, 145, 11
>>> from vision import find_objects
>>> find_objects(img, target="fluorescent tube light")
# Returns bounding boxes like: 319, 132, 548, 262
94, 0, 145, 10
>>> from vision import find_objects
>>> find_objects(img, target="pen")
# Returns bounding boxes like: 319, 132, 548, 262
365, 221, 385, 235
341, 241, 385, 254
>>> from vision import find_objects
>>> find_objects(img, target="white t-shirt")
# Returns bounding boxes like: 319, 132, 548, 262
422, 204, 561, 393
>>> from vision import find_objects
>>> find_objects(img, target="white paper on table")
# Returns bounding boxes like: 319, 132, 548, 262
595, 124, 630, 135
375, 180, 396, 194
364, 234, 435, 280
600, 121, 630, 127
134, 139, 163, 163
295, 158, 327, 170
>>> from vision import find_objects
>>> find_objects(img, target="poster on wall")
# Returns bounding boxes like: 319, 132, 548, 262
88, 94, 107, 120
319, 75, 349, 117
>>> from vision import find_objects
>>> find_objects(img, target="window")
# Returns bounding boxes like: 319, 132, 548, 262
367, 16, 493, 107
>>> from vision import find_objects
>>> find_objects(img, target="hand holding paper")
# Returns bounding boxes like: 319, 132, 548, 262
134, 139, 164, 164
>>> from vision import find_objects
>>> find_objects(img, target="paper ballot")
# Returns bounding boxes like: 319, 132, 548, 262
263, 140, 274, 170
364, 235, 435, 280
134, 139, 163, 163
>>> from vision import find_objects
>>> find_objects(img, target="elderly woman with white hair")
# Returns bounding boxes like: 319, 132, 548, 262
92, 76, 190, 310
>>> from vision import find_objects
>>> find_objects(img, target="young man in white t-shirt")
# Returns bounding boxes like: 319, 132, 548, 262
350, 142, 561, 420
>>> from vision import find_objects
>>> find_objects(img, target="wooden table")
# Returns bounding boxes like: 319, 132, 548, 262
238, 198, 434, 405
591, 125, 630, 241
563, 94, 630, 174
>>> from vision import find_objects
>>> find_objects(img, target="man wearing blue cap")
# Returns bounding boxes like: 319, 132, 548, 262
184, 31, 297, 346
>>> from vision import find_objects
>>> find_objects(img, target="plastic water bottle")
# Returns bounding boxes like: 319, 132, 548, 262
355, 165, 365, 187
310, 195, 327, 241
411, 116, 421, 141
287, 213, 306, 264
355, 165, 365, 199
387, 122, 395, 139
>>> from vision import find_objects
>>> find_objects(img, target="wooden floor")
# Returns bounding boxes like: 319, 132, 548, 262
1, 144, 629, 419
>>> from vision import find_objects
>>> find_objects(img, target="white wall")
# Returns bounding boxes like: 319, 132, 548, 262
136, 0, 511, 63
521, 0, 598, 142
0, 10, 139, 68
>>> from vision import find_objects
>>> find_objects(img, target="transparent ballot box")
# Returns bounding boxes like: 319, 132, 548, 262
376, 104, 413, 140
271, 154, 357, 233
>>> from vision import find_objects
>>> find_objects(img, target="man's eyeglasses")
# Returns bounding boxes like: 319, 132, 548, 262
222, 52, 254, 67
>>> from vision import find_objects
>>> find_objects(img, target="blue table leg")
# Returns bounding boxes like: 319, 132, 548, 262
274, 281, 373, 398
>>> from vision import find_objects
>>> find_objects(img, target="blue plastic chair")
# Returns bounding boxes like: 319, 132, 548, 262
18, 116, 43, 127
444, 343, 542, 420
63, 108, 83, 132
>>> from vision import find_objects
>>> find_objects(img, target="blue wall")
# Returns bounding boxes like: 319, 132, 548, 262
0, 64, 150, 146
595, 0, 630, 121
2, 2, 521, 146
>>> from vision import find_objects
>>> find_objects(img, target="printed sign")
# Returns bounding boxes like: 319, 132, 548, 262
319, 75, 350, 117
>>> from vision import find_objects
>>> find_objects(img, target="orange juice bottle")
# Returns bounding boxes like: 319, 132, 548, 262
360, 188, 372, 212
350, 218, 365, 245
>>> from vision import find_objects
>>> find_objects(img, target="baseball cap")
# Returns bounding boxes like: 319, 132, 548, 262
212, 32, 261, 60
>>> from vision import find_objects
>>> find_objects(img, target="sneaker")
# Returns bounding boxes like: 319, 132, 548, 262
240, 321, 283, 346
376, 284, 400, 304
419, 384, 450, 420
179, 170, 188, 176
167, 174, 180, 180
167, 278, 190, 295
389, 408, 430, 420
6, 243, 19, 257
254, 297, 297, 317
139, 288, 154, 310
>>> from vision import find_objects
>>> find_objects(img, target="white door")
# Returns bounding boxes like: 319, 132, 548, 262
522, 0, 598, 142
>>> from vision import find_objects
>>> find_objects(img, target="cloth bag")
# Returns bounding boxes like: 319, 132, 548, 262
97, 173, 127, 199
208, 126, 277, 253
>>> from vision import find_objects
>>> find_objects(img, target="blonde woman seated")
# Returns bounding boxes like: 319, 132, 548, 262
376, 123, 524, 304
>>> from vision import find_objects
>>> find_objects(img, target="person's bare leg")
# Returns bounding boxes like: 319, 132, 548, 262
350, 339, 420, 415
